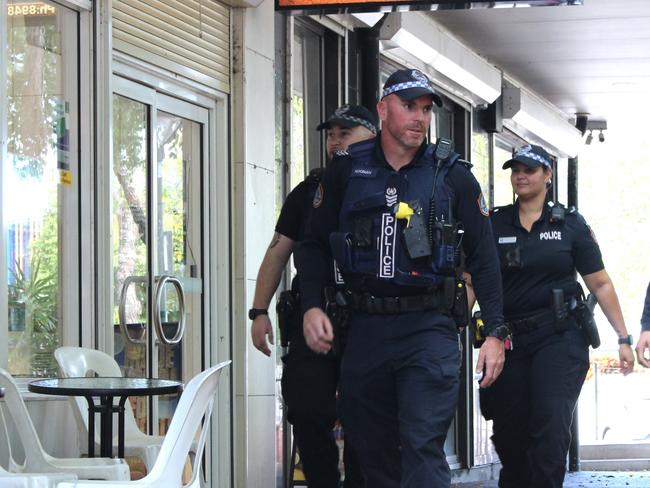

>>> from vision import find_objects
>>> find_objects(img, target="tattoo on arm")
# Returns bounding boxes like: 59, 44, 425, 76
268, 233, 281, 249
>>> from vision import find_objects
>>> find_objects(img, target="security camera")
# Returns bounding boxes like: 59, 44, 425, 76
598, 131, 605, 143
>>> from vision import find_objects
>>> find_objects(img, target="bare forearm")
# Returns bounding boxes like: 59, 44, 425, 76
252, 234, 294, 308
585, 271, 628, 338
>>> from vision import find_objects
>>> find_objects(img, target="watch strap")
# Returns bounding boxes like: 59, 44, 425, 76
618, 334, 633, 346
248, 308, 269, 320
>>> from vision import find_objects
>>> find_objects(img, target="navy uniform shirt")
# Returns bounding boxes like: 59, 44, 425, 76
641, 282, 650, 332
491, 200, 604, 320
276, 180, 312, 242
296, 137, 504, 331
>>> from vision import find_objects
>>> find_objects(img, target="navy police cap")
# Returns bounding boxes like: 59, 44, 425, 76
316, 104, 378, 135
381, 69, 443, 107
503, 144, 552, 170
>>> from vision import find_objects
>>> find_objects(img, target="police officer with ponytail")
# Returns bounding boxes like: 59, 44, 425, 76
297, 69, 506, 488
476, 143, 635, 488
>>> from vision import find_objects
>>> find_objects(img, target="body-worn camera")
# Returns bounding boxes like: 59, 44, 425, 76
500, 243, 522, 268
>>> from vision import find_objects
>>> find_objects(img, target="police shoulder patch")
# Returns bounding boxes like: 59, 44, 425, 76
312, 183, 324, 208
477, 193, 489, 217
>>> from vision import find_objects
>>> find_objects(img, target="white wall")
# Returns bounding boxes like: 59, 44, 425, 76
231, 0, 278, 486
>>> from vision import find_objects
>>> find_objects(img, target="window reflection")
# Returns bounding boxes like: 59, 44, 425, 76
5, 1, 76, 376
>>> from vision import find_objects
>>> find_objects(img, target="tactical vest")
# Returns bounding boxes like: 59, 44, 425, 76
330, 139, 460, 289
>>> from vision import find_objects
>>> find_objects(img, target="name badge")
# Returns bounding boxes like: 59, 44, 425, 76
498, 236, 517, 244
351, 167, 377, 178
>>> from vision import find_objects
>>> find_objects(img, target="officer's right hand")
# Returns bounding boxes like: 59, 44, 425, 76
303, 307, 334, 354
476, 337, 505, 388
636, 330, 650, 368
251, 315, 274, 357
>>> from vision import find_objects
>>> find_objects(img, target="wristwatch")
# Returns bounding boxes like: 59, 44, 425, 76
486, 324, 512, 341
618, 334, 633, 346
248, 308, 268, 320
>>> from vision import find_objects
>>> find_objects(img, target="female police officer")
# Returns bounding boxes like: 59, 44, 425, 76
477, 143, 635, 488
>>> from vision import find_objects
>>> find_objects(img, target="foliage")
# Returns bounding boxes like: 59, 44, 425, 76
8, 255, 57, 336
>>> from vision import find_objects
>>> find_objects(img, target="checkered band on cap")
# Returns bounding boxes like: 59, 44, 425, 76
335, 114, 377, 134
382, 80, 432, 99
515, 147, 551, 167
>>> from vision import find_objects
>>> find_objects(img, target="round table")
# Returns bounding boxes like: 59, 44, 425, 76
28, 377, 183, 458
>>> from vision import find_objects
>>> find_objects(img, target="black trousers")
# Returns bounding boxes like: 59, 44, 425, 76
281, 340, 364, 488
480, 322, 589, 488
340, 311, 461, 488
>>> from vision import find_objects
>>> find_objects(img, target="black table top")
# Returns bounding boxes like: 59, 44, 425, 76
28, 377, 183, 397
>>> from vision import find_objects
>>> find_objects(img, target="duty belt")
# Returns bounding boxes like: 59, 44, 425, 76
504, 309, 558, 334
349, 292, 446, 314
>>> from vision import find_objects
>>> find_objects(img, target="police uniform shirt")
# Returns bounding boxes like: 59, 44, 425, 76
275, 179, 314, 242
491, 201, 604, 319
297, 137, 504, 330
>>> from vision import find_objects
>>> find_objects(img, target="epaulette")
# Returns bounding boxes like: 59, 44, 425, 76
457, 158, 473, 170
347, 138, 375, 161
491, 204, 513, 214
306, 167, 323, 184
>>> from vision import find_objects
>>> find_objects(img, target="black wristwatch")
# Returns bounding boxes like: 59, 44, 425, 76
486, 324, 511, 341
248, 308, 268, 320
618, 334, 633, 346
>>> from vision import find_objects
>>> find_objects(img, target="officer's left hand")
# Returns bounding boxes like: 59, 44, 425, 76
619, 344, 635, 375
476, 337, 505, 388
303, 307, 334, 354
636, 331, 650, 368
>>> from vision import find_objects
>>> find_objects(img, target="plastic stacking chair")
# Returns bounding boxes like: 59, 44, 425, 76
0, 465, 77, 488
54, 347, 176, 472
55, 361, 231, 488
0, 368, 130, 481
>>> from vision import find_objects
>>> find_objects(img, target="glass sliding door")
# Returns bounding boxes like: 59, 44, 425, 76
3, 0, 79, 376
112, 77, 207, 435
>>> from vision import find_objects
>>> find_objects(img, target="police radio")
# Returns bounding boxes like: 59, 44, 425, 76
434, 138, 453, 165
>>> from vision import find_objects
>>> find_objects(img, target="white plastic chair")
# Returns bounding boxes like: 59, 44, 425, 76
0, 465, 77, 488
54, 347, 177, 472
0, 368, 130, 481
55, 361, 231, 488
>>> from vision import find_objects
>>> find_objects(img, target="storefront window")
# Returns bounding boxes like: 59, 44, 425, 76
290, 20, 323, 192
493, 139, 516, 208
3, 1, 78, 376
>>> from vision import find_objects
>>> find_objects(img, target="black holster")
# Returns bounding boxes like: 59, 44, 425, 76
572, 292, 600, 349
448, 277, 469, 328
324, 287, 350, 357
276, 289, 300, 347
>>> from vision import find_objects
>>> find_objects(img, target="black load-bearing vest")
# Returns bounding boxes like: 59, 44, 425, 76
329, 139, 460, 289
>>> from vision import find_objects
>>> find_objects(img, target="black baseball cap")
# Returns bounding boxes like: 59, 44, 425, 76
381, 68, 443, 107
316, 104, 378, 135
503, 144, 552, 170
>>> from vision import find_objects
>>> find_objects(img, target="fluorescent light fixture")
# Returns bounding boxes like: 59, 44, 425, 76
351, 13, 385, 27
503, 84, 582, 157
379, 13, 501, 104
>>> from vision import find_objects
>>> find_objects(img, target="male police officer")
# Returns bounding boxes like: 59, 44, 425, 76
298, 69, 506, 487
250, 104, 377, 488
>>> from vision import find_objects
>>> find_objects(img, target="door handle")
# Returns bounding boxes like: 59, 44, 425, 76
153, 275, 186, 345
119, 275, 148, 345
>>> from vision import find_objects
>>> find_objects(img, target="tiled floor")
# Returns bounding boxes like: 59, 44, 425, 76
453, 471, 650, 488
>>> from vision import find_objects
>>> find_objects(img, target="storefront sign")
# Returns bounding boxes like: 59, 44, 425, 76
276, 0, 580, 12
8, 3, 56, 17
